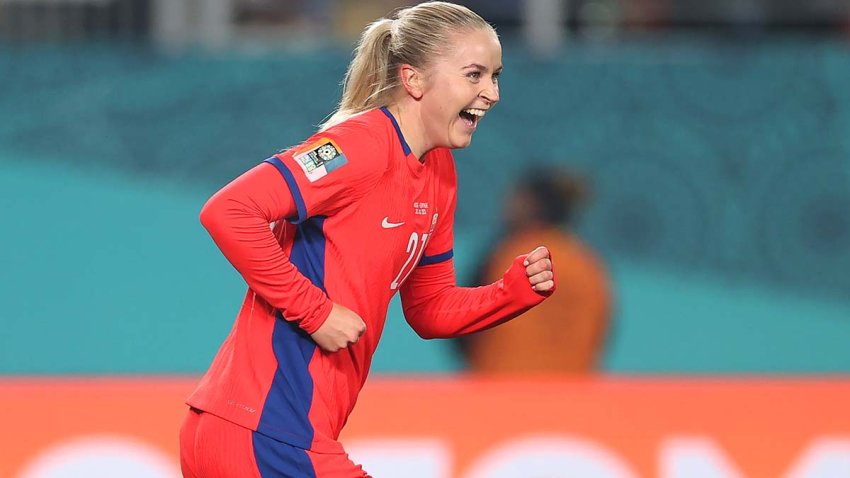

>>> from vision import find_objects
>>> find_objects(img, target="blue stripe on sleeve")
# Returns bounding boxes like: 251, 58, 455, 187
418, 249, 454, 266
264, 157, 308, 224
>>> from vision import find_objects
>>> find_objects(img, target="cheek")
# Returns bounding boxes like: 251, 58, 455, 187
424, 95, 450, 119
428, 80, 463, 118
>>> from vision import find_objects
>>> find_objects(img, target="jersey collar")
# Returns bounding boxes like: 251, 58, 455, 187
379, 106, 412, 156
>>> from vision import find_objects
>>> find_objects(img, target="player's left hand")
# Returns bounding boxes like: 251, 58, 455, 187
524, 246, 554, 292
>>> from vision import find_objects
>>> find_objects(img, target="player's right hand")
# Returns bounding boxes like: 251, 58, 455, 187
310, 302, 367, 353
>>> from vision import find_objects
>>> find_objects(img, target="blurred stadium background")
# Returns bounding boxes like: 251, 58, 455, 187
2, 0, 850, 476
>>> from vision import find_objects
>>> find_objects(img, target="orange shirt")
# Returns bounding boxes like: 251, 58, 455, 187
465, 227, 611, 374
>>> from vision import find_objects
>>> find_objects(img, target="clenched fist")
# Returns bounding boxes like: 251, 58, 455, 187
524, 246, 554, 292
311, 302, 367, 353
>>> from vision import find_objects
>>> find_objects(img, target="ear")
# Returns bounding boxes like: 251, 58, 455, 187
399, 64, 424, 100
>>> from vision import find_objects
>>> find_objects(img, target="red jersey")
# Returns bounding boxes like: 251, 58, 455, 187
188, 108, 551, 453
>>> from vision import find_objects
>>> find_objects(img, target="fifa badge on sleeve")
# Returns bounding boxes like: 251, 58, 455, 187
293, 138, 348, 182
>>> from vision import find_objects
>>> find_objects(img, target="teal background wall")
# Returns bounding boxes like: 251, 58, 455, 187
2, 37, 849, 374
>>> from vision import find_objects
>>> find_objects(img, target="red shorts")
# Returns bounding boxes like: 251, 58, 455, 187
179, 407, 370, 478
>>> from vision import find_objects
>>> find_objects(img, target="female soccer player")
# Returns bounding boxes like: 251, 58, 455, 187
180, 2, 556, 477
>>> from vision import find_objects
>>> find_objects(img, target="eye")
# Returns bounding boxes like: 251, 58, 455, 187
466, 71, 482, 81
492, 72, 501, 84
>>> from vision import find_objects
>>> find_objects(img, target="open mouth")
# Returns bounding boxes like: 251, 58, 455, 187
459, 108, 486, 128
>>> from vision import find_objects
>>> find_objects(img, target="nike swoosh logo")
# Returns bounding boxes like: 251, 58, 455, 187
381, 217, 405, 228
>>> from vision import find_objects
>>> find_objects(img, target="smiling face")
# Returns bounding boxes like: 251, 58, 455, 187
418, 27, 502, 150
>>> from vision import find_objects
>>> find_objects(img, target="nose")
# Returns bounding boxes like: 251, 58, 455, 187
479, 81, 499, 105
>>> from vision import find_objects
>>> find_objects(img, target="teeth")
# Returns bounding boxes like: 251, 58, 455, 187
462, 108, 486, 117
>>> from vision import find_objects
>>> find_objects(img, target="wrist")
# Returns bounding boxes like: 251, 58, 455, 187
298, 298, 334, 334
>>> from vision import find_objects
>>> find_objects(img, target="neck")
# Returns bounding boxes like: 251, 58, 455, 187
388, 100, 431, 161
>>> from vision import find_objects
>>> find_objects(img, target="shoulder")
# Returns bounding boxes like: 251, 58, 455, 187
287, 109, 393, 178
323, 109, 392, 159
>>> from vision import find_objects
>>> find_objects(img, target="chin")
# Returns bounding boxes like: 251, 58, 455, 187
449, 135, 473, 150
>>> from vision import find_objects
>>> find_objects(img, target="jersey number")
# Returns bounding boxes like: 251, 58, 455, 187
390, 232, 429, 290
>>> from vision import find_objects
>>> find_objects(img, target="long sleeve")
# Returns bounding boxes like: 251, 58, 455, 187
399, 255, 554, 339
199, 162, 333, 334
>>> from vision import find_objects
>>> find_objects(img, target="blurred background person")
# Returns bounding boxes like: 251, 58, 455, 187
458, 168, 612, 374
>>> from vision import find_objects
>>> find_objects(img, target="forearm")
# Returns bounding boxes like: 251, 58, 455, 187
199, 164, 332, 333
400, 256, 549, 339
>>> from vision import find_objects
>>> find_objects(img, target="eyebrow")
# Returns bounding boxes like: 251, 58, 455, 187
462, 63, 504, 73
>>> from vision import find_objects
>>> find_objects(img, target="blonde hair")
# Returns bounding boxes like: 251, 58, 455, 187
320, 1, 494, 130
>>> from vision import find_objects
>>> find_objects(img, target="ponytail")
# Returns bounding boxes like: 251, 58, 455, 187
321, 19, 396, 130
